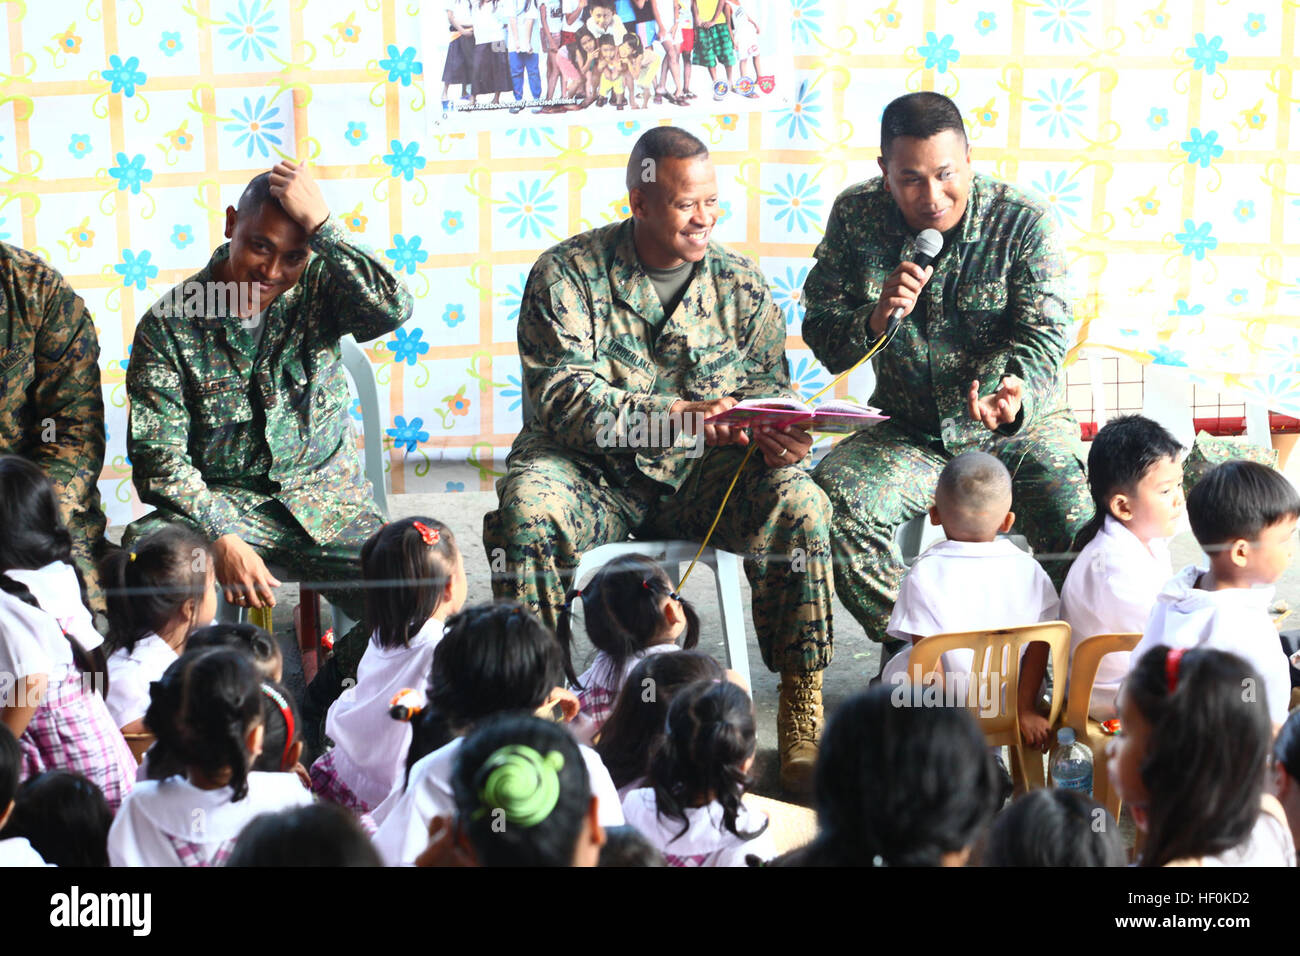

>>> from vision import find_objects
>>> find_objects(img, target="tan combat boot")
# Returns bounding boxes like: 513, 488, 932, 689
777, 670, 823, 795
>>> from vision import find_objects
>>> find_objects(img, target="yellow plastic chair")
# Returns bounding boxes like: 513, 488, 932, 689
909, 621, 1072, 793
1059, 632, 1141, 822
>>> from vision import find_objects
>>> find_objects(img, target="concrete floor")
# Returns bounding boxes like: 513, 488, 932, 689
109, 446, 1300, 806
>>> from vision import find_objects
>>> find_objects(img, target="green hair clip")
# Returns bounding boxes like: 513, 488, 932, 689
472, 745, 565, 828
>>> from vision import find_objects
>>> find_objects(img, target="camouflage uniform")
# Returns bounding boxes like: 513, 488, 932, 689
0, 242, 111, 616
124, 216, 412, 681
484, 218, 835, 674
803, 173, 1091, 645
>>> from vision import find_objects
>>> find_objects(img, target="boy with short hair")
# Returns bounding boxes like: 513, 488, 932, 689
1060, 415, 1184, 720
881, 452, 1059, 746
1133, 459, 1299, 727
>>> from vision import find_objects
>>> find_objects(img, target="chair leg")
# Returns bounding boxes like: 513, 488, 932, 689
712, 550, 751, 691
299, 589, 322, 686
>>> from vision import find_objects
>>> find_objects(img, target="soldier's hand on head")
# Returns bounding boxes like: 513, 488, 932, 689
267, 159, 330, 235
967, 375, 1024, 431
213, 533, 282, 609
868, 262, 934, 336
671, 396, 750, 447
754, 424, 813, 469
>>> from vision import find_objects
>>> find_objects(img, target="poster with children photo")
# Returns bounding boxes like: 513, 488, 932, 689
424, 0, 793, 131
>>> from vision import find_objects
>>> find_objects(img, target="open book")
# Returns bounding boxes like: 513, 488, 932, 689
705, 397, 889, 434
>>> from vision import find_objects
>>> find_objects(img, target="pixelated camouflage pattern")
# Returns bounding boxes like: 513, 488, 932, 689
125, 216, 411, 546
1182, 431, 1277, 493
803, 173, 1090, 644
802, 173, 1074, 448
512, 217, 798, 491
0, 241, 111, 614
487, 219, 833, 673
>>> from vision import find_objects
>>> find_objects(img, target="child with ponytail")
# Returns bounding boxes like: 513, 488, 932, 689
102, 525, 215, 732
557, 553, 698, 743
310, 518, 466, 814
108, 648, 312, 866
621, 678, 775, 866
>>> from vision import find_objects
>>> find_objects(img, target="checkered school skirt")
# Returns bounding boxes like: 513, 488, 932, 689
168, 835, 236, 868
19, 674, 137, 813
309, 749, 379, 836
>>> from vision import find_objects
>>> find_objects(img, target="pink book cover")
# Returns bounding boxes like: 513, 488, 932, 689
705, 398, 888, 434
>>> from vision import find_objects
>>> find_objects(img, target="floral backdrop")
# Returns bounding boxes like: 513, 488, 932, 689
1, 0, 1296, 525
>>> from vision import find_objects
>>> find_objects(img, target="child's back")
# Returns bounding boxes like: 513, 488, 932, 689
621, 787, 774, 866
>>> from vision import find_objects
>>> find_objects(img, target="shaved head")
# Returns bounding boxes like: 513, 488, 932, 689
934, 452, 1013, 540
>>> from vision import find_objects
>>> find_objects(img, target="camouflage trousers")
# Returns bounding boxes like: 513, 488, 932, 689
122, 499, 383, 680
483, 436, 835, 674
812, 416, 1091, 646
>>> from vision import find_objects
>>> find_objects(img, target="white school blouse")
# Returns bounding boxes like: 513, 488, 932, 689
0, 587, 77, 690
322, 617, 445, 808
570, 643, 680, 745
0, 836, 51, 867
107, 772, 313, 867
882, 538, 1059, 686
621, 788, 777, 867
1133, 565, 1290, 725
1060, 516, 1172, 720
3, 563, 102, 654
105, 633, 178, 728
372, 734, 625, 865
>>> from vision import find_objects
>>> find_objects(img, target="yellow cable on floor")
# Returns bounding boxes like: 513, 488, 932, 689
673, 322, 899, 595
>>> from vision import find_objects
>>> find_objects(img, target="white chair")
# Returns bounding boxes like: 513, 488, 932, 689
217, 335, 389, 649
571, 540, 752, 691
895, 516, 1029, 567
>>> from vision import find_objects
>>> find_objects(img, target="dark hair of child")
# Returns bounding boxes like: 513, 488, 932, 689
398, 602, 565, 784
594, 650, 724, 789
1126, 645, 1272, 868
1275, 708, 1300, 783
252, 680, 301, 774
569, 26, 595, 64
361, 517, 458, 650
103, 525, 211, 654
187, 622, 282, 680
1186, 459, 1300, 548
599, 825, 666, 867
5, 770, 113, 867
983, 789, 1125, 867
1074, 415, 1183, 549
144, 647, 264, 800
0, 723, 20, 811
621, 32, 643, 56
556, 553, 699, 688
0, 456, 99, 679
647, 679, 766, 843
225, 804, 382, 867
452, 713, 591, 867
597, 32, 616, 48
801, 686, 1000, 866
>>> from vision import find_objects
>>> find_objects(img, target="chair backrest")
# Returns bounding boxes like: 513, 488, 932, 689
1063, 632, 1141, 732
123, 732, 155, 764
908, 621, 1072, 747
339, 334, 390, 519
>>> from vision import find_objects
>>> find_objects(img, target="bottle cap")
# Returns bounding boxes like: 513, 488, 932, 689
1057, 727, 1075, 745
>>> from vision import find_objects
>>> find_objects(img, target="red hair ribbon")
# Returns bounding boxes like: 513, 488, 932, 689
1166, 647, 1187, 693
260, 684, 295, 771
412, 521, 440, 546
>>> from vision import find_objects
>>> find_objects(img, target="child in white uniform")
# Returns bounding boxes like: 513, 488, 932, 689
881, 452, 1059, 748
108, 648, 312, 866
0, 725, 50, 867
1132, 460, 1298, 728
310, 518, 466, 814
556, 552, 698, 745
102, 526, 216, 732
372, 602, 623, 865
1112, 646, 1295, 866
1061, 416, 1184, 720
0, 458, 136, 812
622, 679, 775, 866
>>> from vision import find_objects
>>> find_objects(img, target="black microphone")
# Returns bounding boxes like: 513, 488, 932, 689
885, 228, 944, 335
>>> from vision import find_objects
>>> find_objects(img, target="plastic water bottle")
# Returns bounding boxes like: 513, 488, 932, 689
1049, 727, 1093, 796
